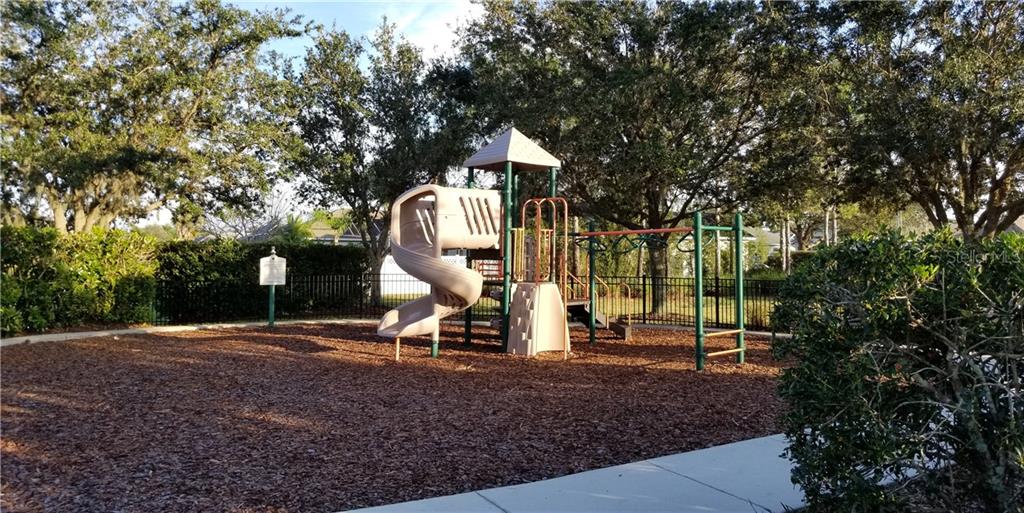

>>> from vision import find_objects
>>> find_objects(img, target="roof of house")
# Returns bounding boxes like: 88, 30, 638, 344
1008, 215, 1024, 234
462, 127, 561, 172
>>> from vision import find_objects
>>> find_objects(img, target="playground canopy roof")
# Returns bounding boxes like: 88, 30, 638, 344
462, 127, 561, 172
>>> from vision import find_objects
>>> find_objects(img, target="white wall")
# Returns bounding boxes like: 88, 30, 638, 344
379, 254, 467, 295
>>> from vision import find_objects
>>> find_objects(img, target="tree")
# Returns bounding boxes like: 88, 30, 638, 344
287, 22, 469, 300
831, 1, 1024, 239
133, 224, 177, 242
269, 214, 313, 246
309, 209, 351, 245
0, 0, 304, 234
200, 190, 294, 241
459, 0, 812, 309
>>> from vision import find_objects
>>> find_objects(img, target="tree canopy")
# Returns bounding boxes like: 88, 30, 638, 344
0, 0, 304, 233
285, 22, 475, 272
830, 1, 1024, 239
2, 0, 1021, 250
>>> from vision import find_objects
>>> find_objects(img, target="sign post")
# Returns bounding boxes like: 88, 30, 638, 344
259, 247, 287, 327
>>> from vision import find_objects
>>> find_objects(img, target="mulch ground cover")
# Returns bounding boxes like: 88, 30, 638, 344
1, 323, 786, 513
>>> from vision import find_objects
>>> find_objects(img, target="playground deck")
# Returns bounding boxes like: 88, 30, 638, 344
1, 324, 786, 513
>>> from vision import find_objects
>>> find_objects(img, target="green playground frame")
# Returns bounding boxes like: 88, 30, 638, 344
461, 163, 745, 371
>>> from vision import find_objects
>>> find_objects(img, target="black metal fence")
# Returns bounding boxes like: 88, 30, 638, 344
593, 276, 781, 330
154, 273, 782, 330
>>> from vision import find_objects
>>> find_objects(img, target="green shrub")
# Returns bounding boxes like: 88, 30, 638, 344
1, 227, 61, 334
153, 240, 368, 324
1, 277, 24, 335
57, 228, 158, 324
1, 228, 370, 335
745, 268, 788, 280
772, 230, 1023, 513
764, 249, 816, 272
155, 240, 367, 283
1, 226, 158, 335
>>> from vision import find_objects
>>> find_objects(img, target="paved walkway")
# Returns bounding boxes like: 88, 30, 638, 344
347, 434, 804, 513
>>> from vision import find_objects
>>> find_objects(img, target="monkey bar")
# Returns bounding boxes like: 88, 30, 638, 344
575, 227, 694, 237
575, 211, 746, 370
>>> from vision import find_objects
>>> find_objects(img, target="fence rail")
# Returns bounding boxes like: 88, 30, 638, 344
154, 273, 782, 331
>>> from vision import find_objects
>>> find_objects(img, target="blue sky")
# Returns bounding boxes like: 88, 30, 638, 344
234, 1, 485, 64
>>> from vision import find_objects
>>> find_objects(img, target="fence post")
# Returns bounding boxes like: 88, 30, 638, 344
641, 273, 647, 324
715, 275, 721, 328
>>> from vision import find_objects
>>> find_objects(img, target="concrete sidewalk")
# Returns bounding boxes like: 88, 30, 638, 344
346, 434, 803, 513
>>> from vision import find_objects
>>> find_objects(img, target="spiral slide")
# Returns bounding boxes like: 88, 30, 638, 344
377, 185, 502, 341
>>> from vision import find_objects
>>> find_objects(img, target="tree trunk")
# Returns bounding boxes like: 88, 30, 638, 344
823, 209, 830, 246
636, 244, 644, 279
648, 244, 668, 313
50, 201, 69, 234
778, 216, 786, 272
368, 251, 387, 307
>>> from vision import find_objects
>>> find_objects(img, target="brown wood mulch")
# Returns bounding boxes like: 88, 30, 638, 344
1, 324, 786, 513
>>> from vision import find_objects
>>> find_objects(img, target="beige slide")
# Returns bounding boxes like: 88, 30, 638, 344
377, 185, 502, 339
506, 282, 570, 358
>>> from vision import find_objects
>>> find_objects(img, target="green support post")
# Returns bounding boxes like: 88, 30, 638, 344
267, 285, 276, 327
694, 211, 705, 370
512, 173, 520, 227
548, 167, 558, 282
588, 220, 597, 346
464, 167, 475, 347
501, 161, 512, 352
734, 212, 745, 363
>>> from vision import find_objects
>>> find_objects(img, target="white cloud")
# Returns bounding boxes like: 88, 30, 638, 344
375, 1, 485, 62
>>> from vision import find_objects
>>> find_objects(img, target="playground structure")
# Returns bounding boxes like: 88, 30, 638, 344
377, 128, 746, 370
376, 185, 502, 349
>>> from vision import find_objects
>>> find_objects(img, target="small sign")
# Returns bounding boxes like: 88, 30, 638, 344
260, 251, 287, 286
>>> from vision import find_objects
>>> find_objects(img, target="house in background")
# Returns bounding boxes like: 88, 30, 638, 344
307, 209, 382, 246
1007, 216, 1024, 234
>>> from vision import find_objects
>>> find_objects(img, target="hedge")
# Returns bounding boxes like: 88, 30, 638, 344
771, 230, 1023, 512
1, 227, 368, 336
155, 240, 367, 283
1, 227, 158, 335
153, 241, 368, 325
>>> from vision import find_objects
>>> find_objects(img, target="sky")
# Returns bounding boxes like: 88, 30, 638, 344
237, 1, 485, 64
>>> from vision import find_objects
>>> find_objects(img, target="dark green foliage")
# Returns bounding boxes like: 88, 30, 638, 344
772, 230, 1024, 512
1, 0, 305, 234
763, 250, 816, 273
153, 240, 368, 325
744, 268, 787, 281
1, 226, 58, 332
1, 227, 368, 335
1, 226, 158, 335
155, 240, 367, 283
